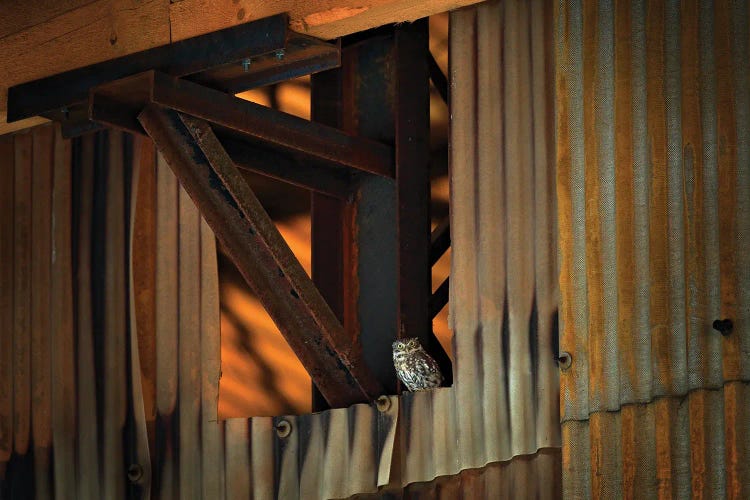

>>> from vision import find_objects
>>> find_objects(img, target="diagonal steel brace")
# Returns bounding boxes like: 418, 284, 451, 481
138, 104, 384, 407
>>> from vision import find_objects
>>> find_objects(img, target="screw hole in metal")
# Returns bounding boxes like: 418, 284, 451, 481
375, 395, 391, 413
127, 464, 143, 483
557, 352, 572, 371
712, 318, 733, 336
276, 419, 292, 438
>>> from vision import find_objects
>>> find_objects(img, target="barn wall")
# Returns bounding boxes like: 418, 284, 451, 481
556, 0, 750, 496
1, 0, 561, 497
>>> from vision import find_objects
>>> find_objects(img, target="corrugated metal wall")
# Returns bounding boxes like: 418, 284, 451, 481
0, 125, 137, 498
1, 1, 561, 497
556, 0, 750, 497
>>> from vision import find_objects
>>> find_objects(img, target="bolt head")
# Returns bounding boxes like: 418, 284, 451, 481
275, 419, 292, 438
376, 395, 391, 412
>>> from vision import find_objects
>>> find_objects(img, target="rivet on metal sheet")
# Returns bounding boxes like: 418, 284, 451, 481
557, 352, 572, 371
276, 419, 292, 438
275, 49, 285, 60
241, 58, 251, 72
712, 318, 733, 336
376, 395, 391, 412
127, 463, 143, 483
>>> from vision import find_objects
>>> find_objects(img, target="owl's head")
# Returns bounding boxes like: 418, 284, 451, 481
392, 337, 422, 354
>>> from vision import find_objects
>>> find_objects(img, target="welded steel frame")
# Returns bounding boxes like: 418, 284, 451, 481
7, 14, 340, 138
311, 21, 452, 410
6, 13, 452, 409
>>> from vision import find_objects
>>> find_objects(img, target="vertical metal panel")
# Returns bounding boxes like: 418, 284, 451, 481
75, 133, 101, 500
0, 135, 13, 477
178, 185, 202, 497
224, 419, 251, 497
730, 0, 750, 383
30, 125, 52, 498
448, 0, 561, 475
129, 135, 156, 498
558, 0, 750, 495
13, 131, 32, 458
50, 125, 76, 499
154, 151, 179, 499
103, 130, 127, 500
448, 5, 482, 469
476, 0, 508, 463
531, 0, 561, 447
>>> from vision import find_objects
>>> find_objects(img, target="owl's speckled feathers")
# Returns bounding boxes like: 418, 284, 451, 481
392, 338, 443, 391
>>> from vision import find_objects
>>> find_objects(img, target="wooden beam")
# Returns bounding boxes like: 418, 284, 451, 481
0, 0, 171, 134
0, 0, 483, 135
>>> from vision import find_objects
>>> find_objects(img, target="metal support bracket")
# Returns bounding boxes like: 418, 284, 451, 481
138, 105, 384, 407
6, 12, 453, 408
7, 14, 340, 137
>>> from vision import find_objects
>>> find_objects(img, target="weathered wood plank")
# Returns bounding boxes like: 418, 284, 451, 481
0, 135, 14, 469
50, 125, 76, 499
170, 0, 485, 42
30, 125, 53, 498
13, 130, 32, 455
0, 0, 170, 134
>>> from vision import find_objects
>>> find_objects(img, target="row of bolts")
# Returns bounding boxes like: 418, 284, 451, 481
242, 49, 285, 72
125, 318, 734, 483
60, 49, 287, 120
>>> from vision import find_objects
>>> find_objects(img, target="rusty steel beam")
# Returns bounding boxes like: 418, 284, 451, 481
7, 15, 287, 122
395, 20, 453, 386
310, 67, 351, 411
429, 277, 449, 320
428, 51, 449, 105
308, 24, 452, 405
88, 71, 394, 178
430, 219, 451, 266
138, 105, 383, 407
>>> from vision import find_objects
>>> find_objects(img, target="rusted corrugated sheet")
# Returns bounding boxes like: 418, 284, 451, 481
350, 449, 562, 499
556, 0, 750, 496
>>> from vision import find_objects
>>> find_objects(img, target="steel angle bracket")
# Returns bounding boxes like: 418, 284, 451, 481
139, 105, 384, 407
7, 13, 340, 137
86, 70, 392, 199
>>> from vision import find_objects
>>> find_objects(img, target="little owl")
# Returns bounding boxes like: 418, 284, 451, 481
392, 338, 443, 391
